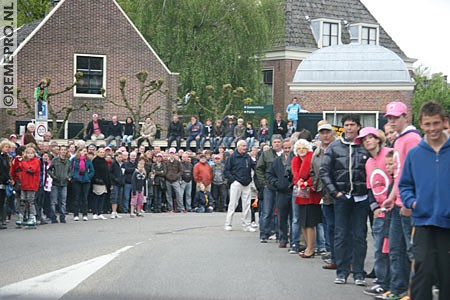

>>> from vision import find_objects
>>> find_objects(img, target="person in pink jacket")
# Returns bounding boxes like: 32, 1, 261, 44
382, 101, 421, 299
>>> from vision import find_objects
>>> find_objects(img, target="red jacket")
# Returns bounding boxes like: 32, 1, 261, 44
193, 161, 213, 187
292, 152, 321, 205
10, 155, 23, 184
20, 157, 40, 191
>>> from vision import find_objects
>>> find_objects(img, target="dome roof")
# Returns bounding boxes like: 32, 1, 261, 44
293, 44, 411, 84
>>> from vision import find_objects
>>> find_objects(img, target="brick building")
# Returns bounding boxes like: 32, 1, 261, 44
262, 0, 416, 128
4, 0, 178, 137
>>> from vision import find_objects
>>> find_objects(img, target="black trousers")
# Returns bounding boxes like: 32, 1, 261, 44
411, 226, 450, 300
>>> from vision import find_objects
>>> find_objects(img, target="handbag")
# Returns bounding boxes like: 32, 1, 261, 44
294, 185, 310, 198
5, 183, 14, 197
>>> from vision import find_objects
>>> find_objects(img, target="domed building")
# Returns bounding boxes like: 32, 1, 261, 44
289, 43, 415, 128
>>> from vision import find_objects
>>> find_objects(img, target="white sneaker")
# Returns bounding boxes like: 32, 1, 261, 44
243, 226, 257, 232
115, 213, 122, 218
130, 213, 136, 218
224, 225, 232, 231
73, 216, 80, 221
82, 216, 88, 221
251, 221, 258, 228
92, 214, 99, 220
110, 212, 117, 219
98, 214, 107, 220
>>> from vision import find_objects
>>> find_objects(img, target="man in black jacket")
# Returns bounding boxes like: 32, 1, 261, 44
319, 114, 369, 286
267, 139, 293, 248
167, 115, 184, 151
105, 116, 123, 148
224, 140, 256, 232
109, 151, 125, 218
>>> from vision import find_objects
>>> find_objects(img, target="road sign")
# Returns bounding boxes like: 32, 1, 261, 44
243, 105, 273, 115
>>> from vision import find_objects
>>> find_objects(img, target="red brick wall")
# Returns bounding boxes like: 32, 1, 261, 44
4, 0, 177, 136
263, 58, 301, 116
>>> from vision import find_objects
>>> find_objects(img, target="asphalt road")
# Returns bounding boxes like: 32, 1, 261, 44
0, 212, 375, 300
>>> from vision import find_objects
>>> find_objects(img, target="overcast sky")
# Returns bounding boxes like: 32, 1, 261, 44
361, 0, 450, 79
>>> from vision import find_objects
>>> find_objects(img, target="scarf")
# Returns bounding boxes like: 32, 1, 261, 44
79, 155, 86, 173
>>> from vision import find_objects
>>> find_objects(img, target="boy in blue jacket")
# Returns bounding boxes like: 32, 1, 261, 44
194, 183, 214, 213
399, 101, 450, 300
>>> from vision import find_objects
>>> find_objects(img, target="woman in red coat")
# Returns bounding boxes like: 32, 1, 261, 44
292, 139, 322, 258
17, 146, 41, 226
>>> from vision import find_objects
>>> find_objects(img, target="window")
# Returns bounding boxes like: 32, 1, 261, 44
362, 26, 377, 45
322, 22, 339, 47
262, 69, 273, 104
323, 111, 379, 128
74, 55, 106, 96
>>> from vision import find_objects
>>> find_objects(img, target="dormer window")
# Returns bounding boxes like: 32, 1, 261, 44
309, 18, 342, 48
323, 22, 339, 47
348, 23, 379, 45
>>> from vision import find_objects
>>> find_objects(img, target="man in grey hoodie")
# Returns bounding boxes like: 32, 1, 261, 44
48, 146, 71, 223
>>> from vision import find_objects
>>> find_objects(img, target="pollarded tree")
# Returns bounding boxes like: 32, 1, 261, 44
117, 0, 284, 115
6, 72, 103, 138
104, 70, 165, 135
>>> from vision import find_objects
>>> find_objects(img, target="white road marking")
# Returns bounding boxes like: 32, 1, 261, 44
0, 246, 134, 300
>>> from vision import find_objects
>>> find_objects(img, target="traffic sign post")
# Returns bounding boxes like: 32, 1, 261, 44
243, 104, 274, 139
35, 101, 48, 141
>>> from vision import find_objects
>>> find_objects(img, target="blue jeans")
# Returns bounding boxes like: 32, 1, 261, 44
322, 204, 335, 261
334, 196, 369, 280
72, 181, 91, 217
200, 137, 215, 150
186, 136, 200, 151
316, 223, 327, 250
388, 205, 412, 295
261, 187, 276, 239
122, 184, 132, 213
291, 192, 302, 247
50, 186, 67, 221
180, 181, 192, 210
167, 136, 181, 151
373, 216, 391, 290
276, 191, 292, 244
245, 137, 255, 149
222, 136, 234, 149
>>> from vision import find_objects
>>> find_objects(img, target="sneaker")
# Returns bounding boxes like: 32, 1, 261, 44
82, 216, 88, 221
321, 252, 331, 260
334, 277, 347, 284
268, 234, 277, 240
224, 225, 232, 231
26, 216, 36, 226
375, 291, 391, 299
73, 216, 80, 221
92, 214, 99, 220
243, 226, 257, 232
355, 279, 367, 286
130, 213, 136, 218
16, 214, 23, 227
98, 214, 107, 220
289, 245, 299, 254
250, 221, 258, 228
260, 238, 268, 243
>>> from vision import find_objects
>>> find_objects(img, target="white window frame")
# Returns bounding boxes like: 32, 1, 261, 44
73, 54, 106, 98
350, 23, 379, 45
262, 68, 274, 104
311, 18, 342, 48
323, 110, 379, 128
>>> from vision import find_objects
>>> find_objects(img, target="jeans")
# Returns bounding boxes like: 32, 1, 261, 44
245, 137, 255, 149
388, 205, 412, 295
291, 192, 302, 247
180, 181, 192, 210
276, 191, 292, 244
316, 223, 327, 250
110, 185, 123, 205
165, 181, 184, 211
200, 137, 215, 150
222, 136, 234, 149
322, 204, 335, 261
373, 216, 391, 290
261, 187, 276, 239
212, 183, 228, 211
122, 135, 133, 145
105, 135, 122, 147
334, 196, 369, 280
214, 137, 223, 152
72, 181, 90, 217
50, 186, 67, 221
122, 184, 132, 213
167, 136, 182, 151
185, 136, 200, 151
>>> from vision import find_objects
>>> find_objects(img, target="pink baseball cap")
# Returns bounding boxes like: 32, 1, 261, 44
168, 147, 176, 154
354, 127, 380, 145
156, 153, 163, 157
384, 101, 407, 118
9, 134, 17, 139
